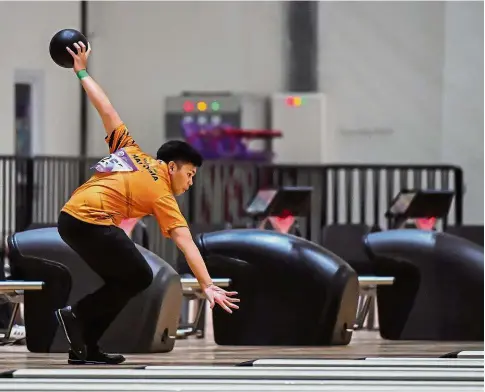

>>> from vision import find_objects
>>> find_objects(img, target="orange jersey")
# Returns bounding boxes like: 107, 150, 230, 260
62, 124, 188, 237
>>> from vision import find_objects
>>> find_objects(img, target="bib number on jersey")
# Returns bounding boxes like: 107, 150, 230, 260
92, 148, 139, 173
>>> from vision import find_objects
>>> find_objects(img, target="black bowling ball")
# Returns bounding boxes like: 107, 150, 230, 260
49, 29, 88, 68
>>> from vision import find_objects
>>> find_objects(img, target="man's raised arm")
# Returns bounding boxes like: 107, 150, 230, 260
66, 41, 122, 136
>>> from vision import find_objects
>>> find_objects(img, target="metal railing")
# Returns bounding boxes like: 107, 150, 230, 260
0, 156, 464, 266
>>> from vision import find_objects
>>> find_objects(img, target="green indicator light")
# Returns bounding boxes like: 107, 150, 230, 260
211, 101, 221, 111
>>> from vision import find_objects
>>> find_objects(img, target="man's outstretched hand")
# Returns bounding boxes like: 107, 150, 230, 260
204, 285, 240, 313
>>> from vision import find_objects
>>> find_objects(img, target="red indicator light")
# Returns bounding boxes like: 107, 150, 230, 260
286, 96, 294, 106
183, 101, 195, 112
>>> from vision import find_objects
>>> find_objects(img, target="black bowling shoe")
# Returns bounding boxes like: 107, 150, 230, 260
55, 306, 87, 361
68, 347, 126, 365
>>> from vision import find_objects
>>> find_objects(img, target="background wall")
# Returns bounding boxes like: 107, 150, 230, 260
318, 1, 446, 164
0, 1, 80, 156
0, 1, 482, 222
85, 1, 285, 157
317, 0, 483, 223
441, 1, 483, 223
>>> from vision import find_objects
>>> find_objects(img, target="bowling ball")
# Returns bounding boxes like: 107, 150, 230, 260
49, 29, 88, 68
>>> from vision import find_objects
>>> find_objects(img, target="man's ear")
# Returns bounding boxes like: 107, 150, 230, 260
168, 161, 176, 173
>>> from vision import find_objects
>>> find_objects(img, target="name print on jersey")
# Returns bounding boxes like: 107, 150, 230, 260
132, 154, 159, 181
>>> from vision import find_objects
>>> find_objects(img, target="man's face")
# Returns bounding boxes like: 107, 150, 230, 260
168, 161, 197, 195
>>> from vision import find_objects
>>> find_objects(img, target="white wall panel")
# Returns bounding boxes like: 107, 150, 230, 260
0, 1, 81, 156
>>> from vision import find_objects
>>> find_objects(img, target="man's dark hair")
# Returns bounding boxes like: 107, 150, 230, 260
156, 140, 203, 167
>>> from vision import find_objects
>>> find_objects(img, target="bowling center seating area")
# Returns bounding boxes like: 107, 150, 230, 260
0, 155, 483, 391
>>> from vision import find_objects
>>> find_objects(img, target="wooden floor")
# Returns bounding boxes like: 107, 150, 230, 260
0, 330, 482, 371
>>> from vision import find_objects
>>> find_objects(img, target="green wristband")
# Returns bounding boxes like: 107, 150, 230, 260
76, 69, 89, 80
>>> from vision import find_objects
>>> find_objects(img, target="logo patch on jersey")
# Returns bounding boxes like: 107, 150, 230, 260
92, 148, 139, 173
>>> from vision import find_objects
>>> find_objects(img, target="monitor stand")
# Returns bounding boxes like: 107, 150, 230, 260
245, 186, 312, 235
385, 189, 455, 230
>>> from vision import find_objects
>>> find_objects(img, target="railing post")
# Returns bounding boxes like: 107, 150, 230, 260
25, 158, 34, 230
14, 157, 34, 232
454, 167, 464, 225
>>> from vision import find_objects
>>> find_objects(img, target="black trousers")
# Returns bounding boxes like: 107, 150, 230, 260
57, 212, 153, 347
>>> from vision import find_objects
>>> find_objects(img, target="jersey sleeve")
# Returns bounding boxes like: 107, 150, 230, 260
153, 195, 188, 238
105, 123, 139, 153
